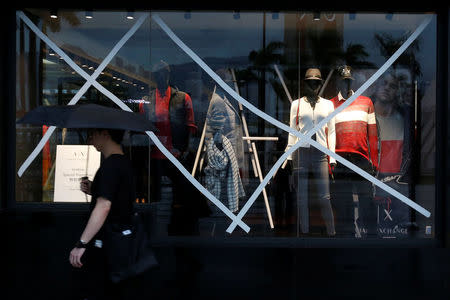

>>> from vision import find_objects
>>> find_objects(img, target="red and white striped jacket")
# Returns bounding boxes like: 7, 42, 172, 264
331, 92, 379, 169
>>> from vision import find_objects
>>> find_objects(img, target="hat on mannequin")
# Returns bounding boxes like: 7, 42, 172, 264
337, 65, 354, 80
304, 68, 323, 81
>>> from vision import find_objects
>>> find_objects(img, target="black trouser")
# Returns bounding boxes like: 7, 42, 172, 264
71, 245, 139, 300
273, 164, 295, 227
150, 158, 200, 236
331, 153, 378, 236
150, 159, 203, 295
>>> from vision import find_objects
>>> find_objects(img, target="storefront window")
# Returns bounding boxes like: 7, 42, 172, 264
15, 10, 437, 239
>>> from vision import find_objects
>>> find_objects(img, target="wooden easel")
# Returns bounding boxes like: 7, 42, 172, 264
192, 69, 276, 229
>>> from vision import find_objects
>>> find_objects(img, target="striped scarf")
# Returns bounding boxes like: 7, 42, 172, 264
204, 133, 244, 212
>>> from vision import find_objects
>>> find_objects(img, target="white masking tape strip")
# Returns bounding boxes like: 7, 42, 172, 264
80, 78, 250, 231
226, 16, 433, 232
151, 13, 432, 233
227, 16, 433, 232
17, 11, 249, 232
146, 131, 250, 232
307, 16, 433, 142
17, 12, 147, 177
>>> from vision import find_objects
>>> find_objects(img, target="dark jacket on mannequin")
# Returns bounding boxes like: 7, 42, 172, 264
140, 87, 196, 154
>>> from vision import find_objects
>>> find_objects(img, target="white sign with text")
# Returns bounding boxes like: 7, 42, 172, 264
54, 145, 101, 202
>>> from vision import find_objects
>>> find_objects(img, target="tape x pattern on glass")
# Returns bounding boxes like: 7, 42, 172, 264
18, 11, 432, 234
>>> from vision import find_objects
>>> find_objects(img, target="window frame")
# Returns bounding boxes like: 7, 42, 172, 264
3, 6, 448, 248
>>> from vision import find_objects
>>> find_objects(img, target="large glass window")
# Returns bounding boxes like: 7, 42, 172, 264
15, 9, 437, 240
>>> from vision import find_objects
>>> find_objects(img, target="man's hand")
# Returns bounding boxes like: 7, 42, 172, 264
69, 247, 86, 268
80, 177, 92, 195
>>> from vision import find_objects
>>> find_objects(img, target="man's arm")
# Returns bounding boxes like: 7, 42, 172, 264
80, 197, 111, 242
69, 197, 111, 268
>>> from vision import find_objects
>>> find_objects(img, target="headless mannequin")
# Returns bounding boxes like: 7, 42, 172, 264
154, 65, 170, 95
152, 61, 194, 158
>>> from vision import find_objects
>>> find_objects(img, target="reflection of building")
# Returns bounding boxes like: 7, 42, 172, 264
44, 45, 153, 106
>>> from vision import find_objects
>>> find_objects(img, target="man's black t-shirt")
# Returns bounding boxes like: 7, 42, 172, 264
90, 154, 135, 238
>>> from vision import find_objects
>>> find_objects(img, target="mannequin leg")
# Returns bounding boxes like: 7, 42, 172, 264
331, 161, 356, 237
312, 152, 335, 236
293, 148, 310, 234
294, 169, 309, 234
353, 157, 377, 237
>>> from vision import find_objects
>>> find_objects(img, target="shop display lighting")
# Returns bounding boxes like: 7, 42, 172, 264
313, 11, 321, 21
50, 9, 58, 19
85, 10, 93, 19
126, 10, 134, 20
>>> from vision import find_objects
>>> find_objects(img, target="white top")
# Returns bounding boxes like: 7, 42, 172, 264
285, 96, 336, 164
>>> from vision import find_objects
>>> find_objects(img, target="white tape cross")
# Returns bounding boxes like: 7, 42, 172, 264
16, 11, 250, 232
17, 11, 148, 177
150, 13, 433, 233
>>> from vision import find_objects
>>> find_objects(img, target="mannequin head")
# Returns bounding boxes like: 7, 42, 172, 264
336, 65, 354, 99
304, 68, 323, 101
152, 60, 171, 92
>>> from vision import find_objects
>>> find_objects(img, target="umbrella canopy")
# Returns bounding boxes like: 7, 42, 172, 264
17, 103, 157, 133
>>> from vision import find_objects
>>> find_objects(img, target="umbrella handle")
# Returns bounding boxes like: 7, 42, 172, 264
84, 146, 90, 202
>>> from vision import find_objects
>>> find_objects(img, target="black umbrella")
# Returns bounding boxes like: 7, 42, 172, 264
17, 103, 157, 133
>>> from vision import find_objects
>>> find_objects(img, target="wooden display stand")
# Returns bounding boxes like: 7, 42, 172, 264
192, 69, 277, 229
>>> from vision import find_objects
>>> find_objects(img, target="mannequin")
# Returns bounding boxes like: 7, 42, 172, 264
286, 68, 336, 236
139, 60, 204, 289
138, 60, 199, 233
204, 68, 245, 215
330, 65, 379, 238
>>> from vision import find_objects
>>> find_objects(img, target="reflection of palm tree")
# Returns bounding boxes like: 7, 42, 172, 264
342, 43, 376, 69
241, 38, 375, 101
249, 42, 286, 69
374, 33, 421, 77
302, 29, 343, 69
245, 41, 296, 103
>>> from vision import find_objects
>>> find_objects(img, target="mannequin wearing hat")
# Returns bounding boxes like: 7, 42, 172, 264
285, 68, 336, 236
330, 65, 379, 238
